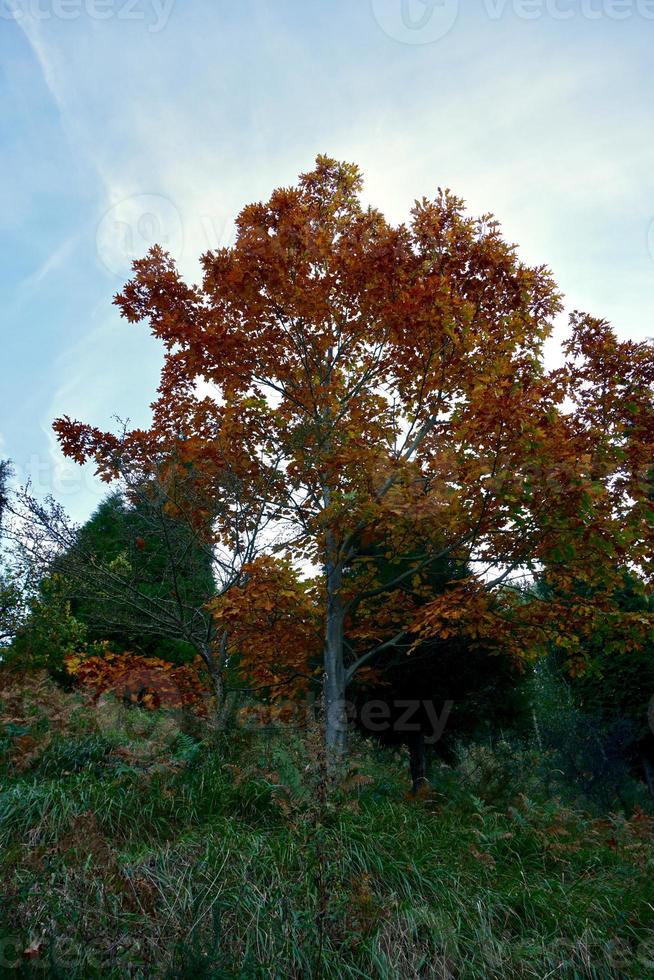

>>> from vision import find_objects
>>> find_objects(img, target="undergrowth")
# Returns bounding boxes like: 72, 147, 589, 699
0, 672, 653, 978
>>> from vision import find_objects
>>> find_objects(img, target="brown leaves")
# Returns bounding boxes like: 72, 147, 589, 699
64, 651, 210, 714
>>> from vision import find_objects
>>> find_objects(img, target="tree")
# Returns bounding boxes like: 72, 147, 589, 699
9, 440, 277, 705
8, 572, 87, 674
345, 543, 531, 791
67, 490, 215, 663
54, 156, 654, 761
0, 461, 23, 649
0, 460, 10, 530
541, 571, 654, 799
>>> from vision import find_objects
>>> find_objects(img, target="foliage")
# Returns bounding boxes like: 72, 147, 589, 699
66, 491, 215, 664
345, 545, 532, 767
554, 574, 654, 737
7, 478, 239, 702
64, 649, 211, 714
52, 156, 654, 758
0, 461, 23, 649
533, 573, 654, 802
210, 555, 321, 700
8, 574, 88, 675
0, 567, 23, 650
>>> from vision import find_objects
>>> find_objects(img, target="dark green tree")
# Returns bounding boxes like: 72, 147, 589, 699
346, 543, 530, 791
541, 571, 654, 801
66, 490, 215, 664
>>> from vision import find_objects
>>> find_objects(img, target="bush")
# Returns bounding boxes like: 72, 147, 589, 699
530, 661, 651, 812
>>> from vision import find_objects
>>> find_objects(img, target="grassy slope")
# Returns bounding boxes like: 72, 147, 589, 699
1, 672, 654, 979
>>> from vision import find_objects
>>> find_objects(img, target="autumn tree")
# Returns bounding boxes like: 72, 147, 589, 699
54, 156, 654, 761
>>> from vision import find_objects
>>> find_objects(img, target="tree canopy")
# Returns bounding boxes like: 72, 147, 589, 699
54, 156, 654, 759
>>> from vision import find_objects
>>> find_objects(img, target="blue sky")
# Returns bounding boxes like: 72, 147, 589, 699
1, 0, 653, 521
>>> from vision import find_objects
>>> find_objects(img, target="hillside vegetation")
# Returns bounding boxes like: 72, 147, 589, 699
1, 670, 654, 979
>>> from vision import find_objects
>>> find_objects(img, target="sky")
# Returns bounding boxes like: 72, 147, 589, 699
1, 0, 653, 522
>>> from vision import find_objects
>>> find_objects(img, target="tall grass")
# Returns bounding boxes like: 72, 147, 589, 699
1, 674, 653, 977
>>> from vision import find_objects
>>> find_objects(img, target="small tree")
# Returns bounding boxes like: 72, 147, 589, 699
9, 438, 277, 706
0, 461, 23, 650
9, 573, 87, 674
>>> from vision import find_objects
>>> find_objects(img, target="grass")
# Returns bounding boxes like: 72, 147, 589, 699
1, 671, 654, 978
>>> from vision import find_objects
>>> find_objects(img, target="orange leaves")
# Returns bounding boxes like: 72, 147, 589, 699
210, 556, 320, 700
64, 650, 210, 714
408, 579, 549, 665
410, 580, 498, 644
49, 155, 654, 717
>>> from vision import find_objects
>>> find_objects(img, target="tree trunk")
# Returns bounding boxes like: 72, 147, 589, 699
323, 551, 347, 765
198, 638, 227, 723
409, 732, 429, 794
210, 665, 224, 712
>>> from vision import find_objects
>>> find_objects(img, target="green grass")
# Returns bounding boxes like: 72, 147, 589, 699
1, 673, 654, 978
